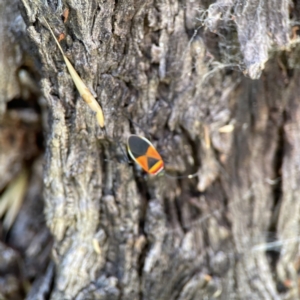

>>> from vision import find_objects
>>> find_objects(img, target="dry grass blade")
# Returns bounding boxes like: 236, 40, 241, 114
42, 17, 105, 128
0, 168, 28, 230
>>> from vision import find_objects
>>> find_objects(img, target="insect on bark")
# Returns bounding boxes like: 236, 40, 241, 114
127, 135, 199, 179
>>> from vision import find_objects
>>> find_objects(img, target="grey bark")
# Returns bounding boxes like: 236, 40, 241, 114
0, 0, 50, 298
2, 0, 298, 299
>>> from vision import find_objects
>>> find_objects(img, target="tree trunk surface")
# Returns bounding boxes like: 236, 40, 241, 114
1, 0, 300, 299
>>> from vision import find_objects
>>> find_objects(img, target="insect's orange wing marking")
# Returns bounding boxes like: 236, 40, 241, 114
146, 145, 164, 174
148, 160, 164, 175
146, 145, 163, 160
135, 156, 149, 172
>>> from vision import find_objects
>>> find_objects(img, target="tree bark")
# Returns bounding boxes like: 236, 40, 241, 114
11, 0, 300, 299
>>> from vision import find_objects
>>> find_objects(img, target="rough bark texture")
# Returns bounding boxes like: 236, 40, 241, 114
0, 0, 51, 299
1, 0, 300, 299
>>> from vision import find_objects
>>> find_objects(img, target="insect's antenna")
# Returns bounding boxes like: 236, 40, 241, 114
118, 140, 130, 164
42, 17, 105, 129
164, 171, 199, 179
103, 140, 129, 165
120, 111, 151, 138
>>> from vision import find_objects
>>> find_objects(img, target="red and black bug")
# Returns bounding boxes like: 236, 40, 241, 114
127, 135, 164, 175
127, 135, 198, 179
